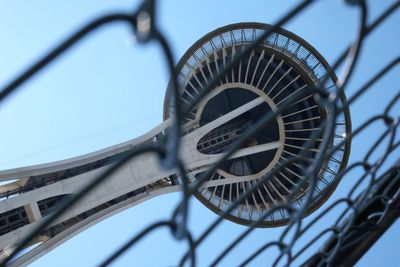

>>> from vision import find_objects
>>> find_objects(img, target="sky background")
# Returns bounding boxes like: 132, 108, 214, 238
0, 0, 399, 266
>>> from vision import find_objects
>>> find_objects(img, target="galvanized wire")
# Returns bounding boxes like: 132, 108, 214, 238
0, 0, 399, 266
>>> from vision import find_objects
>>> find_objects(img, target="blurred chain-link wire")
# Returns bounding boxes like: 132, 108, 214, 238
0, 0, 399, 266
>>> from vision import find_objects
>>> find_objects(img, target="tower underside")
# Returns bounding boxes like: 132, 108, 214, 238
0, 23, 350, 266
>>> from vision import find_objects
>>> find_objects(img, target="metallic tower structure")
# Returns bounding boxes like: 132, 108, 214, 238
0, 23, 350, 266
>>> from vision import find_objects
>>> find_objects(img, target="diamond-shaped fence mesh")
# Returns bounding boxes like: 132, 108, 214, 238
0, 0, 399, 266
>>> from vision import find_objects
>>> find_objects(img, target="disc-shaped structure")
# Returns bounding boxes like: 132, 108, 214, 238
164, 23, 351, 227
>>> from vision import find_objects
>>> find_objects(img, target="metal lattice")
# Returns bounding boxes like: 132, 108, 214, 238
0, 0, 399, 266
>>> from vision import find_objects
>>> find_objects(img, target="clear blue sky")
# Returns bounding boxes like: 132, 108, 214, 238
0, 0, 399, 266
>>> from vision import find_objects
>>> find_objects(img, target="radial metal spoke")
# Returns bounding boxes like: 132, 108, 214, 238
272, 175, 291, 196
289, 93, 314, 107
285, 127, 322, 133
262, 184, 279, 205
275, 84, 308, 105
231, 45, 237, 82
283, 116, 321, 125
271, 74, 300, 100
276, 169, 297, 187
285, 143, 320, 153
256, 54, 275, 88
281, 105, 318, 119
196, 96, 265, 137
266, 66, 293, 96
285, 136, 322, 142
244, 51, 255, 83
262, 60, 284, 93
252, 179, 271, 209
229, 142, 280, 158
247, 181, 261, 212
250, 50, 266, 85
267, 180, 287, 202
283, 166, 305, 180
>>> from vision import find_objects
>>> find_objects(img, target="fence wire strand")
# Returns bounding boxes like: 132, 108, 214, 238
0, 0, 399, 266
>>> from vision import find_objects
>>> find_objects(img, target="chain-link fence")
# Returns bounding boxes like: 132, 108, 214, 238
0, 0, 399, 266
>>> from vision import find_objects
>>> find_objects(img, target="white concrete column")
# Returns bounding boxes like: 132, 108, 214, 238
24, 203, 41, 223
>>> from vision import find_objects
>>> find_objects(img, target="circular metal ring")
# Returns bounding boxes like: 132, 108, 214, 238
164, 22, 351, 227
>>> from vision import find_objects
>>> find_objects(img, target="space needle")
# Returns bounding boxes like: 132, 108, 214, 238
0, 23, 350, 266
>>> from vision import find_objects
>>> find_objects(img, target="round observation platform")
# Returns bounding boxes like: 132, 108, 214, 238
164, 23, 351, 227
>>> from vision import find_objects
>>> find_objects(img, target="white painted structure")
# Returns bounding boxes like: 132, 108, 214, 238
0, 95, 280, 266
0, 22, 351, 266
